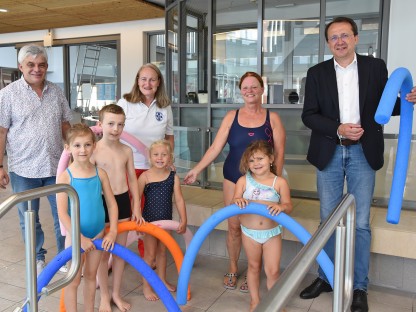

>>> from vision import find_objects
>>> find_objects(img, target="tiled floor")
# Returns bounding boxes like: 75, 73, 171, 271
1, 186, 416, 311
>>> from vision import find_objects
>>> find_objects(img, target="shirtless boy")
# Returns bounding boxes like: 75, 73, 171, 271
91, 104, 144, 312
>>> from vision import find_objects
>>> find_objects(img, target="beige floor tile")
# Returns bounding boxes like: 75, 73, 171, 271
0, 262, 26, 289
368, 285, 414, 309
2, 300, 24, 312
0, 259, 14, 271
285, 307, 308, 312
308, 291, 334, 311
207, 291, 250, 312
180, 305, 206, 312
0, 282, 26, 303
366, 300, 412, 312
37, 294, 64, 312
0, 240, 25, 263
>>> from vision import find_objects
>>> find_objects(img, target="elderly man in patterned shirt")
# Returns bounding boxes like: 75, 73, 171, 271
0, 44, 72, 274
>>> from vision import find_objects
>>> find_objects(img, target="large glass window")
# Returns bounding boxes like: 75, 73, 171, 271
166, 0, 403, 205
68, 42, 118, 122
167, 5, 179, 103
263, 1, 320, 104
325, 0, 381, 59
45, 47, 65, 92
213, 0, 258, 104
148, 31, 166, 79
0, 46, 19, 90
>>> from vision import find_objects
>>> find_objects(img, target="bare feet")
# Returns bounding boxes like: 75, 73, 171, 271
112, 294, 131, 311
249, 299, 259, 312
163, 280, 176, 292
143, 284, 159, 301
99, 295, 112, 312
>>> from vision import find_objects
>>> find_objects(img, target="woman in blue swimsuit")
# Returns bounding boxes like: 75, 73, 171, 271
184, 72, 286, 292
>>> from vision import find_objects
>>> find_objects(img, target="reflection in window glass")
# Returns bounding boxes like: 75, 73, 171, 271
325, 0, 380, 59
167, 6, 179, 103
263, 0, 320, 104
213, 0, 257, 104
186, 14, 199, 98
213, 29, 257, 104
68, 42, 118, 121
0, 46, 19, 90
45, 47, 65, 92
324, 16, 380, 59
148, 32, 166, 81
185, 14, 198, 98
185, 0, 209, 103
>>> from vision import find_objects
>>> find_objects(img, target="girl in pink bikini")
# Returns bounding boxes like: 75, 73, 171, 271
234, 140, 293, 312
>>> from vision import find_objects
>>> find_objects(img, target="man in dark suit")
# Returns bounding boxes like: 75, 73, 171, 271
300, 16, 416, 312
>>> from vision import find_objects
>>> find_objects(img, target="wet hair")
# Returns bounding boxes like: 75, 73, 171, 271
238, 71, 264, 89
98, 104, 125, 121
324, 16, 358, 42
239, 140, 276, 175
148, 139, 173, 166
18, 44, 48, 64
123, 63, 170, 108
65, 123, 96, 145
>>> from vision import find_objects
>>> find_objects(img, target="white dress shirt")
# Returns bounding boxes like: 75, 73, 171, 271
334, 54, 360, 125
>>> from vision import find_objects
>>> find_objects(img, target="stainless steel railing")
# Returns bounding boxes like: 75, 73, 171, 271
255, 194, 356, 312
0, 184, 81, 312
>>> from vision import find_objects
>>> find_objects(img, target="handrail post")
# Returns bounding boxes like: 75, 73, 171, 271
333, 221, 346, 312
39, 185, 81, 297
344, 202, 356, 310
0, 184, 81, 311
254, 194, 356, 312
25, 204, 38, 312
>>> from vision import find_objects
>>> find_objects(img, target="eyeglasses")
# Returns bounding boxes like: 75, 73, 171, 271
329, 33, 354, 43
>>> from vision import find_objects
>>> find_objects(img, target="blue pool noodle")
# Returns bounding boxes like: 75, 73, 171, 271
375, 67, 414, 224
176, 203, 334, 305
32, 239, 180, 312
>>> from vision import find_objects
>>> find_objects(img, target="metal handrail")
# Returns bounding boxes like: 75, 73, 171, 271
0, 184, 81, 312
255, 194, 356, 312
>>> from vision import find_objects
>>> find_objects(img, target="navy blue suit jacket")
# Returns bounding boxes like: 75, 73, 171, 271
301, 54, 400, 171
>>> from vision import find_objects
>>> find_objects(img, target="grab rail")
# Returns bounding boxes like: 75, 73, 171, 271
0, 184, 81, 312
255, 194, 356, 312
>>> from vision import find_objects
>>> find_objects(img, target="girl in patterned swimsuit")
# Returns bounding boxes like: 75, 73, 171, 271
138, 139, 187, 301
57, 123, 118, 311
233, 140, 293, 312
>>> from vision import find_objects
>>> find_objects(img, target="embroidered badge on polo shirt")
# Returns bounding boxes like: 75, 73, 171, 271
155, 111, 163, 121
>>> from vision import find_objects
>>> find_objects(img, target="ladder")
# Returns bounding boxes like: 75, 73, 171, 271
73, 45, 102, 115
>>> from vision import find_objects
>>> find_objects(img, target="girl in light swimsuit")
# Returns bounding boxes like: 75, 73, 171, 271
233, 140, 293, 312
57, 123, 118, 312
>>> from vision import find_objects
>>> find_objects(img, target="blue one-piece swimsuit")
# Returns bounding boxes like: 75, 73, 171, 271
223, 109, 274, 183
67, 168, 105, 239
